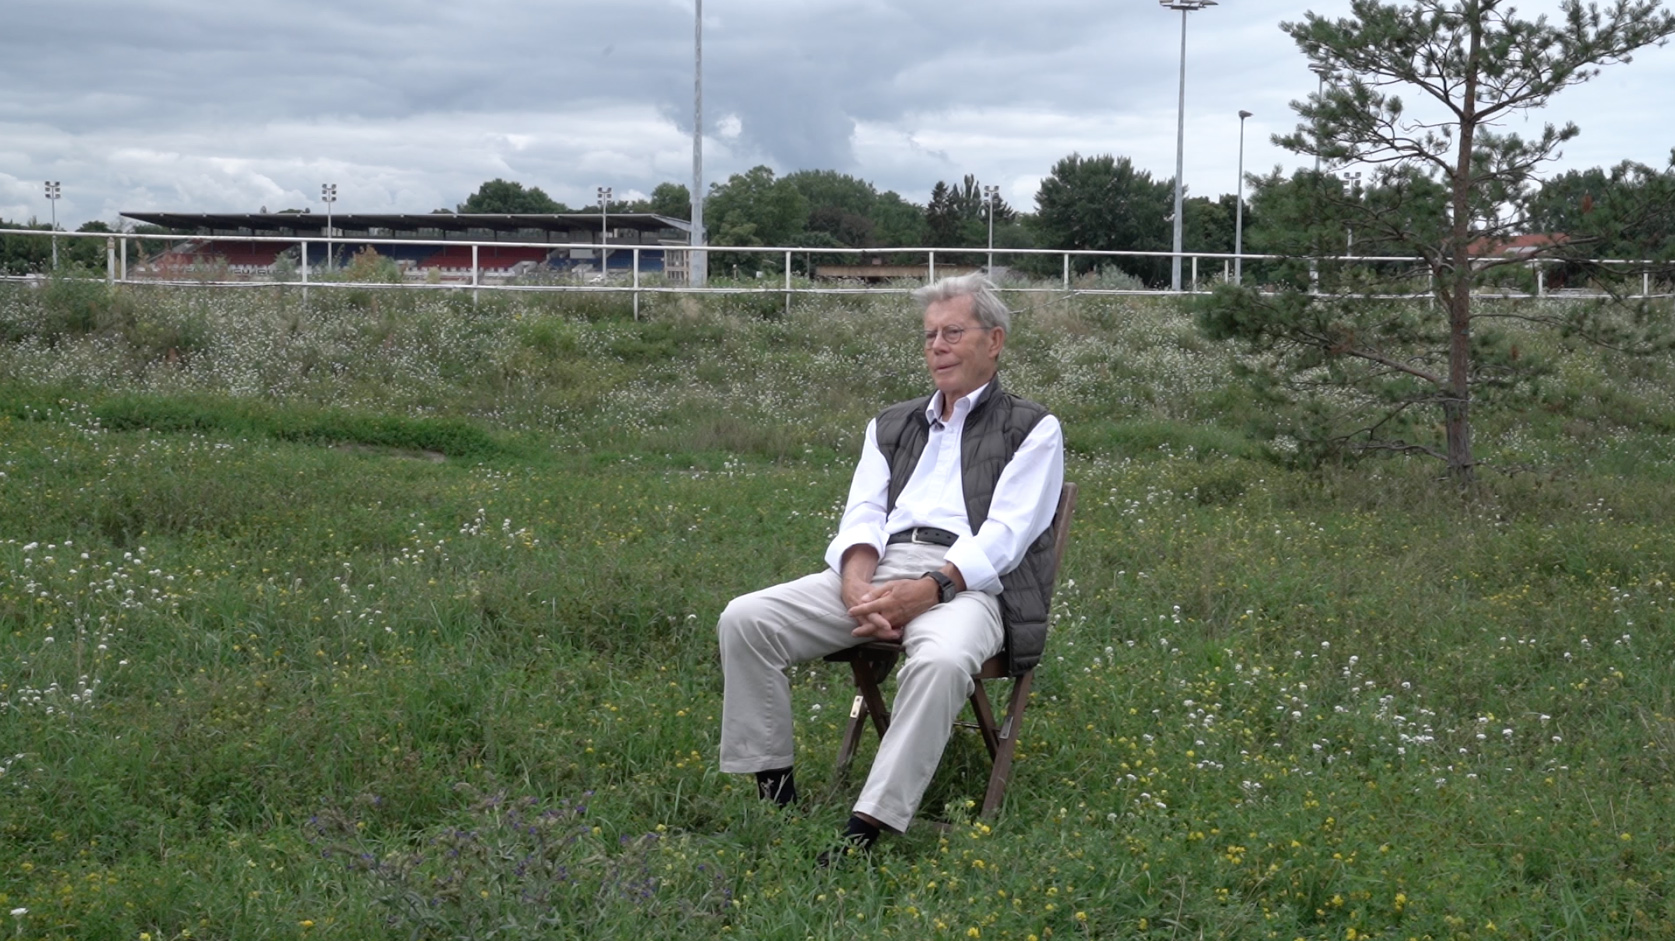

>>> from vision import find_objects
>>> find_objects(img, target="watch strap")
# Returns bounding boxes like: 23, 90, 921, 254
923, 570, 956, 604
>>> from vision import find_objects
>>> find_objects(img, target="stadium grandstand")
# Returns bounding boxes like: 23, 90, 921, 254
120, 211, 693, 282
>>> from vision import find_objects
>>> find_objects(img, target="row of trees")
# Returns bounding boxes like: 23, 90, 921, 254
456, 160, 1246, 283
0, 220, 124, 276
456, 148, 1671, 293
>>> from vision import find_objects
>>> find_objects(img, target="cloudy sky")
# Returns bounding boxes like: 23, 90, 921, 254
2, 0, 1671, 229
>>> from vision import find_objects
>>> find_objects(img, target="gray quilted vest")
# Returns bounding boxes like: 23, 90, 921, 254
873, 375, 1057, 675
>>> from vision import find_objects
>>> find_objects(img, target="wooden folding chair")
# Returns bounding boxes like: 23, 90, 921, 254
824, 482, 1078, 818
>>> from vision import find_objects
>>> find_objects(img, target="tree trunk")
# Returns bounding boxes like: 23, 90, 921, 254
1444, 2, 1484, 485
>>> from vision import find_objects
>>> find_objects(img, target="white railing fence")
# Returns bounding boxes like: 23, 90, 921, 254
0, 229, 1668, 319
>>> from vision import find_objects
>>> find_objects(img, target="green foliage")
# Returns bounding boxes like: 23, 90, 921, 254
457, 178, 570, 214
90, 394, 507, 458
779, 170, 930, 252
871, 190, 931, 248
334, 245, 403, 284
0, 217, 53, 275
604, 320, 725, 362
705, 166, 810, 255
9, 287, 1675, 937
1201, 0, 1675, 478
1529, 153, 1675, 287
642, 181, 693, 220
1032, 154, 1172, 285
1182, 193, 1237, 262
925, 174, 1016, 250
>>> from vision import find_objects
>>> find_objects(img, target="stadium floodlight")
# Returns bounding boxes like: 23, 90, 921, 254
983, 184, 1001, 274
321, 183, 338, 269
1236, 110, 1251, 285
691, 0, 707, 286
1308, 64, 1330, 292
1340, 170, 1362, 250
1309, 64, 1331, 173
1160, 0, 1216, 292
598, 186, 613, 274
44, 181, 61, 269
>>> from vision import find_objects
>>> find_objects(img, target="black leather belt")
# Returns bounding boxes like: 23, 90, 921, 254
886, 527, 958, 547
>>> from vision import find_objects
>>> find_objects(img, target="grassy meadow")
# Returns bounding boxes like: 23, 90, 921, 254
4, 278, 1675, 939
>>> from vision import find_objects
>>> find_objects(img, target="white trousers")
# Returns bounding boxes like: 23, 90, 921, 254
717, 543, 1003, 833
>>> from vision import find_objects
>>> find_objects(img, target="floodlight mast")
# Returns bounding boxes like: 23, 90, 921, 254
598, 186, 613, 274
691, 0, 707, 287
1309, 64, 1330, 293
44, 181, 61, 269
983, 184, 1000, 273
1236, 110, 1251, 285
321, 183, 337, 270
1160, 0, 1216, 293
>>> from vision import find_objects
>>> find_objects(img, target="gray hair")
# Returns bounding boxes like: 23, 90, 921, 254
911, 273, 1011, 333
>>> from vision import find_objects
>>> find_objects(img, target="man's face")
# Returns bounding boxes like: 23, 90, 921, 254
923, 294, 1004, 403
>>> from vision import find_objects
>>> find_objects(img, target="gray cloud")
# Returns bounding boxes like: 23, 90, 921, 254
2, 0, 1670, 226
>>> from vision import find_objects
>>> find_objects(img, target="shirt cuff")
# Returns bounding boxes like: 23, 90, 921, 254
825, 525, 886, 574
943, 539, 1000, 594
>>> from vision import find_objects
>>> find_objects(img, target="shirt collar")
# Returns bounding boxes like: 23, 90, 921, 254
926, 380, 992, 429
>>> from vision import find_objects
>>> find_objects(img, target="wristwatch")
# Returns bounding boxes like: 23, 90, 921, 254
922, 570, 957, 604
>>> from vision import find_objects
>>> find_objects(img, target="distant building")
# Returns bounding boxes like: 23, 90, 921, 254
1467, 232, 1570, 259
120, 211, 693, 282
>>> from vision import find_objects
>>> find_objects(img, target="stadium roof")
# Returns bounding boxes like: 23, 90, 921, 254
120, 211, 692, 241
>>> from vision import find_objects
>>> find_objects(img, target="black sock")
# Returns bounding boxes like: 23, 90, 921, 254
841, 814, 882, 849
755, 767, 797, 806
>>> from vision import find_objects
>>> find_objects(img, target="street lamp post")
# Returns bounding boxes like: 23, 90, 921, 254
1160, 0, 1216, 293
44, 181, 61, 270
983, 184, 1000, 274
691, 0, 706, 287
1340, 171, 1361, 250
598, 186, 612, 275
1309, 64, 1330, 174
320, 183, 337, 270
1308, 64, 1329, 292
1235, 110, 1251, 285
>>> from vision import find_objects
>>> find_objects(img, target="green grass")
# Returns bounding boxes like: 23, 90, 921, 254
3, 282, 1675, 939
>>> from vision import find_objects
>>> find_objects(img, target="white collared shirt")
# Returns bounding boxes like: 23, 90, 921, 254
824, 381, 1065, 594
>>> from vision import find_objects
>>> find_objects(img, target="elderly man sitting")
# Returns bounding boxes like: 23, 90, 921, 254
717, 273, 1064, 858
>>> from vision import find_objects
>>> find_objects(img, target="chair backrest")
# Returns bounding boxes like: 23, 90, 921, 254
1046, 482, 1078, 590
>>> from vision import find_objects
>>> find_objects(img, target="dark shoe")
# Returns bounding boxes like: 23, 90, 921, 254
816, 815, 881, 868
755, 767, 798, 807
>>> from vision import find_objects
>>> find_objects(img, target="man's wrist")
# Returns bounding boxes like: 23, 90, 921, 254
921, 570, 957, 604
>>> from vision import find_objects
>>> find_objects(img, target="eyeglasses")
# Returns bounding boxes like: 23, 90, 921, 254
923, 324, 982, 346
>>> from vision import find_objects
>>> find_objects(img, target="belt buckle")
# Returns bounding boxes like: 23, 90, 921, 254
910, 528, 933, 545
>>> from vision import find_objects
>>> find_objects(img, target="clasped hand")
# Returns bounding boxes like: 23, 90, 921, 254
843, 576, 939, 642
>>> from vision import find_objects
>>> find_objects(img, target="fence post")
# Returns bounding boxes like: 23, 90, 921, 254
633, 247, 641, 321
106, 237, 115, 285
928, 249, 936, 283
1536, 265, 1545, 298
1062, 253, 1069, 292
1645, 269, 1651, 299
301, 240, 309, 303
784, 250, 792, 319
471, 244, 479, 304
119, 236, 127, 281
1190, 256, 1197, 293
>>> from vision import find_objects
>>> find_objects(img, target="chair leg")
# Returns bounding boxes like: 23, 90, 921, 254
968, 679, 1002, 759
854, 657, 892, 739
834, 699, 867, 778
980, 669, 1034, 818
